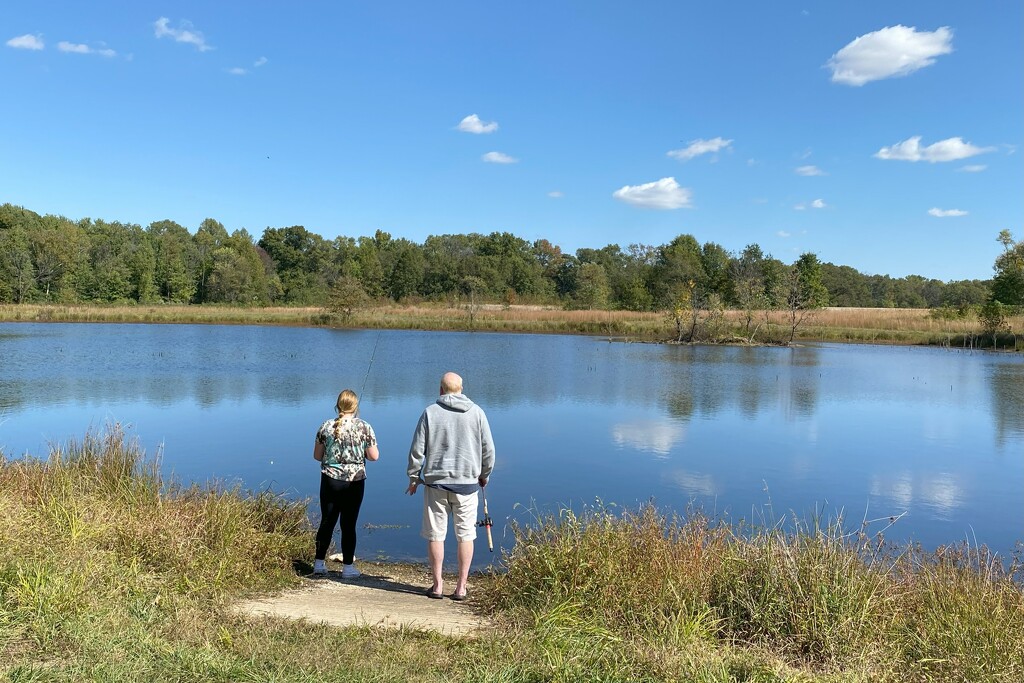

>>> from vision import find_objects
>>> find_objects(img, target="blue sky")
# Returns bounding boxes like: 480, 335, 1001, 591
2, 2, 1020, 281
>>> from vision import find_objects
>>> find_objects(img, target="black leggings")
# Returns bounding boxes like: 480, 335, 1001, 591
315, 475, 365, 564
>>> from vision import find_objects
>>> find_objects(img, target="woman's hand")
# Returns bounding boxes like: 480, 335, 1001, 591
405, 481, 419, 495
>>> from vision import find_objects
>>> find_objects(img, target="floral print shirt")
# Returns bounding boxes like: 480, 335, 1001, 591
316, 416, 377, 481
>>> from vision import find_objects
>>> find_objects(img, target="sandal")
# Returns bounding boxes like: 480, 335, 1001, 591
425, 588, 444, 600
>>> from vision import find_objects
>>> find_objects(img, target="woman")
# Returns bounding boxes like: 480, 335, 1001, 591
313, 389, 379, 578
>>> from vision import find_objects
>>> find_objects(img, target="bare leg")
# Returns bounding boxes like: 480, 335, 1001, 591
454, 539, 473, 597
428, 540, 444, 594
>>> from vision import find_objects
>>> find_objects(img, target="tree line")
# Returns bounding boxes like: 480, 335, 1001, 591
1, 203, 1016, 313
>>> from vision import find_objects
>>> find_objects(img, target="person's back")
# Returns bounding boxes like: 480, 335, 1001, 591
412, 392, 493, 487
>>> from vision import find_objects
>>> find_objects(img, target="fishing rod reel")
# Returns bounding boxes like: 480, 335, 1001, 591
477, 490, 494, 552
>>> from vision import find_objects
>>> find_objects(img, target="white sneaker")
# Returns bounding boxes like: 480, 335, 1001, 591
313, 559, 327, 575
341, 564, 361, 579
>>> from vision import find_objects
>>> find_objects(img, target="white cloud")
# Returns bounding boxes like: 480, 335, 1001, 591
57, 41, 116, 57
457, 114, 498, 134
959, 164, 987, 173
154, 17, 212, 52
667, 137, 733, 161
928, 208, 968, 217
777, 230, 791, 238
875, 136, 995, 163
547, 191, 563, 198
254, 56, 268, 67
58, 41, 90, 54
795, 165, 826, 176
795, 198, 827, 210
612, 177, 692, 210
827, 25, 953, 86
7, 34, 44, 50
482, 151, 517, 164
228, 67, 247, 76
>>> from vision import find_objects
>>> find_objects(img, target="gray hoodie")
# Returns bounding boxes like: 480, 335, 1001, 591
407, 392, 495, 487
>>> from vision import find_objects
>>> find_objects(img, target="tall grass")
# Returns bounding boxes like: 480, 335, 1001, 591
485, 504, 1024, 681
4, 432, 1022, 681
0, 427, 309, 674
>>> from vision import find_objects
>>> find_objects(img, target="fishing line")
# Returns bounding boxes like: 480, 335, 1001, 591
360, 329, 383, 395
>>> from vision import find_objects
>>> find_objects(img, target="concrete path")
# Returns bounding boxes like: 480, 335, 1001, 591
232, 561, 489, 636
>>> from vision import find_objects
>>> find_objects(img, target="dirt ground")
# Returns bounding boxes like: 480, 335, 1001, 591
231, 560, 490, 636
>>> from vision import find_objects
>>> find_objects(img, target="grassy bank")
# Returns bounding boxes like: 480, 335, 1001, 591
2, 303, 1021, 350
2, 431, 1023, 681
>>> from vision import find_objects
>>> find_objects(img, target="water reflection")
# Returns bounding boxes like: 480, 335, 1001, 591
663, 468, 720, 497
1, 325, 834, 420
990, 360, 1024, 444
611, 419, 686, 456
870, 471, 965, 521
1, 323, 1021, 559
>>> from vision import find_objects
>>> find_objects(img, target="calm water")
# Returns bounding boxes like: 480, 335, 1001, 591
1, 322, 1022, 566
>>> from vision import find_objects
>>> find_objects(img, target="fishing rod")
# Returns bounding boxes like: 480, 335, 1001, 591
478, 488, 493, 552
360, 329, 382, 395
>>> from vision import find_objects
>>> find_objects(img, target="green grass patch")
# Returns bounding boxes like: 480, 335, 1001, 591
2, 431, 1022, 681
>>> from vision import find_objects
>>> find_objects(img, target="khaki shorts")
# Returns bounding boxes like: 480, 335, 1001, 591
421, 486, 478, 542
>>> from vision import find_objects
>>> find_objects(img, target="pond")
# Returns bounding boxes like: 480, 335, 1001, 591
1, 322, 1021, 567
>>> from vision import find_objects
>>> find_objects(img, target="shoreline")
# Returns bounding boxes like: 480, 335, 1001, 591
2, 302, 1021, 350
3, 429, 1022, 681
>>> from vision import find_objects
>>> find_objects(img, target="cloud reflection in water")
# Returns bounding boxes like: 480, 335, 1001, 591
611, 419, 685, 457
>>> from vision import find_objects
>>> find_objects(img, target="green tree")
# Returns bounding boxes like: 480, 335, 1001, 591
82, 220, 134, 301
699, 241, 733, 303
206, 247, 254, 303
991, 230, 1024, 306
327, 275, 370, 321
477, 232, 544, 296
978, 301, 1010, 347
618, 244, 656, 311
148, 220, 198, 303
258, 225, 330, 304
29, 216, 89, 301
385, 238, 425, 300
574, 262, 610, 310
355, 236, 386, 299
784, 253, 828, 344
422, 234, 476, 296
653, 235, 705, 308
820, 263, 873, 307
0, 225, 36, 303
943, 280, 989, 310
732, 244, 770, 341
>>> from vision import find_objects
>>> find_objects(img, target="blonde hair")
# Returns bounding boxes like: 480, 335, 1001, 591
334, 390, 359, 441
336, 389, 359, 415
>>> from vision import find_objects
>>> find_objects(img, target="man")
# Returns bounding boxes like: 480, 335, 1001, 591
406, 371, 495, 600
